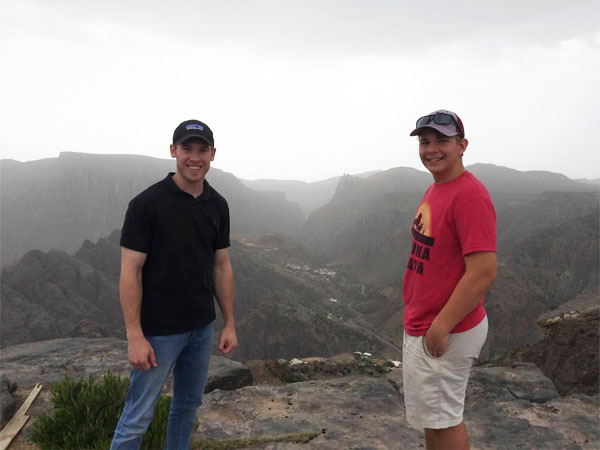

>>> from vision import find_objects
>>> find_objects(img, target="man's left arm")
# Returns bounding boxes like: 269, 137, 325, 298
213, 248, 237, 354
425, 251, 497, 357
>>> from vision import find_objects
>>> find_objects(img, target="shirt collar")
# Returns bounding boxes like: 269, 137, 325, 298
165, 172, 213, 200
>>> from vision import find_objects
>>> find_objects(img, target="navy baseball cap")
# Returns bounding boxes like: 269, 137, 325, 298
173, 120, 214, 146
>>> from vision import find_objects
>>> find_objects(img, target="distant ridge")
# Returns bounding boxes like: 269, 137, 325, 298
468, 163, 599, 194
240, 170, 380, 218
577, 177, 600, 186
0, 152, 304, 265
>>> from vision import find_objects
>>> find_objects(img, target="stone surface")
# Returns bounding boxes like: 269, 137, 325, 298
0, 337, 131, 387
2, 339, 598, 449
0, 338, 253, 394
192, 364, 599, 449
469, 362, 560, 404
195, 376, 423, 449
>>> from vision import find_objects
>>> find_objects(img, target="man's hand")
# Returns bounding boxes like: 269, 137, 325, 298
424, 251, 497, 358
128, 335, 157, 371
424, 322, 450, 358
218, 325, 238, 354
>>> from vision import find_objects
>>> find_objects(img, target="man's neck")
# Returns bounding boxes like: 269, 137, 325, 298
432, 167, 466, 184
172, 173, 205, 198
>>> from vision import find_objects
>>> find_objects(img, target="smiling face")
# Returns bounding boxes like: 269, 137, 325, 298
170, 137, 216, 192
418, 129, 468, 183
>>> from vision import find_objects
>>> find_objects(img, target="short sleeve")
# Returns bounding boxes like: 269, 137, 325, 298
454, 193, 496, 256
216, 200, 230, 249
120, 198, 152, 253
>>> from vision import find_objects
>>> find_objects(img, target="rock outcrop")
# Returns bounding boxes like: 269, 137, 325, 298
498, 288, 599, 396
0, 338, 252, 394
205, 357, 254, 394
0, 374, 18, 428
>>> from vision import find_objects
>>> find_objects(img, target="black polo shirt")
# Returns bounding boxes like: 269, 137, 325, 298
120, 173, 230, 336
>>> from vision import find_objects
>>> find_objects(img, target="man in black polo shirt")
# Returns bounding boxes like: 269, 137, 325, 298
110, 120, 237, 450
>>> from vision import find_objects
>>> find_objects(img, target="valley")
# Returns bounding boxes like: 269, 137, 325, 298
1, 153, 598, 365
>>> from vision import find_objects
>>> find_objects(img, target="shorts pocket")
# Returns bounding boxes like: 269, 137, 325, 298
421, 336, 437, 359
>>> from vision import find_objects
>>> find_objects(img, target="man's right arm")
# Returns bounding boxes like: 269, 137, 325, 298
120, 247, 157, 371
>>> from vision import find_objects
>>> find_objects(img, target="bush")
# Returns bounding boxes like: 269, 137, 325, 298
30, 370, 191, 450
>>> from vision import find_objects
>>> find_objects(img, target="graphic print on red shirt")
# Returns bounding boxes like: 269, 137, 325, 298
407, 202, 434, 276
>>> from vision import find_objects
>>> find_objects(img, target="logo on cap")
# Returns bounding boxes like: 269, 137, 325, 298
186, 124, 204, 131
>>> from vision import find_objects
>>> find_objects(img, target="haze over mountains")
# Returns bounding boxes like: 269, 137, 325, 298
1, 152, 598, 362
1, 152, 303, 266
240, 170, 379, 218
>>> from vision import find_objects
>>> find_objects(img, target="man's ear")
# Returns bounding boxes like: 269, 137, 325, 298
170, 144, 177, 158
460, 138, 468, 156
211, 147, 216, 161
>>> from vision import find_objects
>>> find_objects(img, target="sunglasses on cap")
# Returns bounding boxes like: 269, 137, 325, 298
416, 113, 464, 137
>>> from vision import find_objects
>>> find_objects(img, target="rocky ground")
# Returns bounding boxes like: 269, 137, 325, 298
0, 338, 251, 449
1, 337, 598, 449
194, 362, 599, 449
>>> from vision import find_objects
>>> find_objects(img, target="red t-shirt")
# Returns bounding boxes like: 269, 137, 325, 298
403, 171, 496, 336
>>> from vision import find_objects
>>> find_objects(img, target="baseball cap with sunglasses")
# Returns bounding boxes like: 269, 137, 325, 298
410, 110, 465, 138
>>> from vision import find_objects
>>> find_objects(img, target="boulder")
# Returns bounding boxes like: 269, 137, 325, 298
68, 319, 109, 338
468, 362, 559, 403
0, 375, 18, 427
205, 357, 253, 393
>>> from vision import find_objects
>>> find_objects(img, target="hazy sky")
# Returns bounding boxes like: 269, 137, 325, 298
1, 0, 599, 182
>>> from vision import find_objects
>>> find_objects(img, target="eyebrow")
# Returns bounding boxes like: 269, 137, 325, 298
182, 143, 210, 149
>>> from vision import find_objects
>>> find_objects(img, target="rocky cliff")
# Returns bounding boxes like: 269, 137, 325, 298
0, 248, 123, 347
498, 288, 599, 396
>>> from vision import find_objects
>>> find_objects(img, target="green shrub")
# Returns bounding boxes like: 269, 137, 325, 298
30, 370, 193, 450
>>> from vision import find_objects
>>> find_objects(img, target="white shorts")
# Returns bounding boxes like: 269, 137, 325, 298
402, 316, 488, 430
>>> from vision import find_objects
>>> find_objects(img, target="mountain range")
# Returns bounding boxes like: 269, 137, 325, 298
0, 152, 304, 266
1, 153, 598, 361
1, 229, 388, 360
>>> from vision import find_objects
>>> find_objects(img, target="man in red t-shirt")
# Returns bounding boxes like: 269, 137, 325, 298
402, 110, 497, 450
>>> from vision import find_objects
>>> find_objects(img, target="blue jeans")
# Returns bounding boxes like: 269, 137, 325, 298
110, 322, 213, 450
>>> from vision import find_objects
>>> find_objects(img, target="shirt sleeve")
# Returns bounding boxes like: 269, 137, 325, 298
454, 192, 496, 256
216, 200, 230, 249
120, 198, 152, 254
